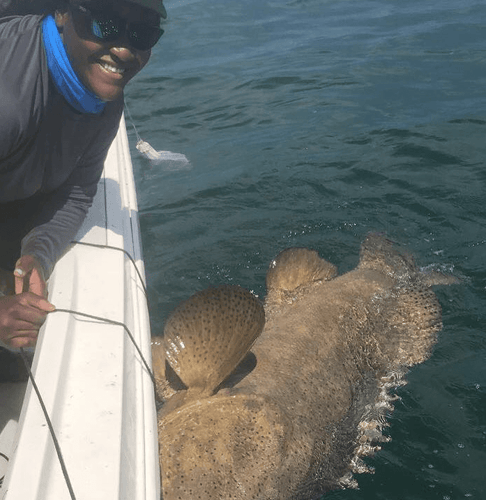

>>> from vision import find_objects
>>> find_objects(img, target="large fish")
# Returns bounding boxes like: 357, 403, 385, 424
151, 234, 457, 499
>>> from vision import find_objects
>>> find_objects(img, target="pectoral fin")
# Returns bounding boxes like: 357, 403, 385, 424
162, 285, 265, 396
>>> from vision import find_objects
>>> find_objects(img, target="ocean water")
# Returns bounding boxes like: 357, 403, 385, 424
125, 0, 486, 498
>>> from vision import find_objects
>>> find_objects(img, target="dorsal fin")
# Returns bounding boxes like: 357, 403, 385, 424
162, 285, 265, 396
265, 247, 337, 302
357, 233, 416, 279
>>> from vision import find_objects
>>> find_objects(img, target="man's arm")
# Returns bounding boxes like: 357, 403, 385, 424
18, 99, 123, 280
20, 183, 98, 279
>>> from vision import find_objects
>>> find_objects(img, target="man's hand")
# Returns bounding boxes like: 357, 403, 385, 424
14, 255, 48, 297
0, 255, 56, 348
0, 293, 55, 348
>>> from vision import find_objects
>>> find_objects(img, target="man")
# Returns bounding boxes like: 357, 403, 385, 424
0, 0, 166, 378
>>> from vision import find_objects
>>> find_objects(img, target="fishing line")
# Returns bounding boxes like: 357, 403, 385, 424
124, 99, 142, 143
124, 99, 160, 161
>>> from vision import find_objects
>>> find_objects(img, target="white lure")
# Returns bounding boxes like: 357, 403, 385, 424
136, 140, 189, 165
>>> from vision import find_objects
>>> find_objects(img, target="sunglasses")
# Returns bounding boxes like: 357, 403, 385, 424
71, 4, 164, 51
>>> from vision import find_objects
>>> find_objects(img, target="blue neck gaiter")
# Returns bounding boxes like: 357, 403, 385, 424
42, 15, 106, 114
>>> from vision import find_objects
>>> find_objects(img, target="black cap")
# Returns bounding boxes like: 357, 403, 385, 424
127, 0, 167, 18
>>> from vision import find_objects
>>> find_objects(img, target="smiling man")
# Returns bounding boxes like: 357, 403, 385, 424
0, 0, 166, 377
56, 1, 164, 101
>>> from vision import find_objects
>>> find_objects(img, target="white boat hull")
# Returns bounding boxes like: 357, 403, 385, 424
0, 116, 159, 500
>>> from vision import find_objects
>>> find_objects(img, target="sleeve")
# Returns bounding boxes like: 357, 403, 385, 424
0, 15, 45, 165
0, 82, 22, 161
20, 185, 95, 277
20, 102, 124, 278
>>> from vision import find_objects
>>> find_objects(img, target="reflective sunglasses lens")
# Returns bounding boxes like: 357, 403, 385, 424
91, 16, 122, 42
128, 25, 164, 51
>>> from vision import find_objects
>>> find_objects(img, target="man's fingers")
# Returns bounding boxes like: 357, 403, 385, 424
14, 256, 47, 297
31, 297, 55, 313
22, 293, 55, 313
0, 293, 52, 349
1, 294, 55, 328
14, 268, 27, 294
8, 333, 38, 349
29, 267, 47, 297
11, 310, 48, 328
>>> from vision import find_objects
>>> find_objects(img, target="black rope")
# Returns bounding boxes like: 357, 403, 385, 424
52, 308, 156, 387
0, 451, 8, 487
19, 348, 77, 500
68, 240, 154, 383
12, 241, 155, 498
15, 308, 156, 500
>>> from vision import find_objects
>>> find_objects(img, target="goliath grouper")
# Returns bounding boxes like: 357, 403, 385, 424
152, 234, 457, 499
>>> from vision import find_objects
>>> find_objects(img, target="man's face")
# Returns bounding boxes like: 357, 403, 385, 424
56, 1, 159, 101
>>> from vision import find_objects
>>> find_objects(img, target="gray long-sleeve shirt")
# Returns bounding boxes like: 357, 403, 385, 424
0, 14, 123, 276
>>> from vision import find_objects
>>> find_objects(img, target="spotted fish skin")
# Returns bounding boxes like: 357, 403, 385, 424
152, 234, 458, 499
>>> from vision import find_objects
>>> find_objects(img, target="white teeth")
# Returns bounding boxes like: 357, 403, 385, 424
99, 62, 125, 74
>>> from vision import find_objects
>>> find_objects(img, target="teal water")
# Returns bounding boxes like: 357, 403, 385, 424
125, 0, 486, 498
